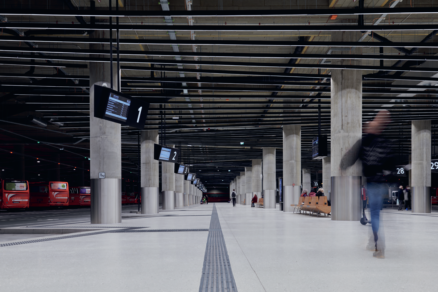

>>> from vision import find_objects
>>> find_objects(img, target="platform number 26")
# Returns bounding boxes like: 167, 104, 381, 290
396, 168, 405, 175
431, 162, 438, 170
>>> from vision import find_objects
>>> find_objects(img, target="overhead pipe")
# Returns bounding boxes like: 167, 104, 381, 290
1, 7, 438, 17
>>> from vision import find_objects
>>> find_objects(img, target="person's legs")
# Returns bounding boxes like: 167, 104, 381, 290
233, 198, 236, 207
368, 182, 385, 257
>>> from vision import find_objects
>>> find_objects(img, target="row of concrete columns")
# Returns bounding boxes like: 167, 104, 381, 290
227, 33, 432, 217
91, 31, 432, 224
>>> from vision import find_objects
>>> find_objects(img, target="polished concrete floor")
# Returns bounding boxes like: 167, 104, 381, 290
1, 203, 437, 292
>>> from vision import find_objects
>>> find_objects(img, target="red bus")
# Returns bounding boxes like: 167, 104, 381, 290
30, 181, 69, 207
127, 192, 138, 204
431, 188, 438, 205
78, 186, 90, 207
68, 186, 90, 207
0, 180, 30, 209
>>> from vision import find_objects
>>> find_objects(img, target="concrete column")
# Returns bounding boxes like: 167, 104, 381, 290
322, 157, 331, 200
283, 125, 301, 212
89, 30, 121, 224
189, 184, 194, 205
175, 172, 184, 208
302, 169, 311, 193
240, 172, 246, 204
245, 167, 252, 205
184, 180, 190, 206
252, 159, 262, 203
330, 31, 363, 221
162, 149, 175, 210
141, 130, 159, 214
412, 120, 432, 213
263, 147, 276, 208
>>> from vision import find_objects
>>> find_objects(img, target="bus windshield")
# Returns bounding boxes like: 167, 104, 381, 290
4, 182, 28, 191
50, 183, 68, 191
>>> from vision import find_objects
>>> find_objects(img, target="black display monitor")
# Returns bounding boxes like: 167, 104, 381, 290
186, 173, 195, 181
193, 178, 199, 185
93, 85, 149, 129
154, 144, 180, 162
312, 135, 328, 159
174, 164, 188, 174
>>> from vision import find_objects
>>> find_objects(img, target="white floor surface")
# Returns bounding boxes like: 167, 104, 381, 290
1, 203, 437, 292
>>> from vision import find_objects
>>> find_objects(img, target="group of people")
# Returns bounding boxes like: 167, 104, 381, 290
229, 190, 259, 207
300, 188, 325, 198
397, 185, 411, 211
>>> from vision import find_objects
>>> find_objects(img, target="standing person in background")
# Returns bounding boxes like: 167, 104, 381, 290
231, 189, 237, 207
204, 193, 209, 205
404, 186, 411, 211
341, 110, 396, 259
397, 185, 404, 211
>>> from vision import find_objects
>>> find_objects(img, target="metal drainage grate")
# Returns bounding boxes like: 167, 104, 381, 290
199, 204, 238, 292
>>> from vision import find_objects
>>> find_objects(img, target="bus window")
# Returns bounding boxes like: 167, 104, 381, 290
5, 182, 28, 191
80, 188, 90, 194
51, 183, 68, 190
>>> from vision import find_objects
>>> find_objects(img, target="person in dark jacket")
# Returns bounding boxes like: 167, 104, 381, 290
397, 185, 404, 211
404, 186, 411, 210
316, 188, 325, 197
231, 189, 237, 207
341, 110, 396, 259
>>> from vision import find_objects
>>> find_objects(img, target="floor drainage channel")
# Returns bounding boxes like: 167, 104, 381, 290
199, 204, 238, 292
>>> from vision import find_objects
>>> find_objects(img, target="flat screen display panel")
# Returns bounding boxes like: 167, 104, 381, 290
154, 144, 179, 162
178, 165, 185, 174
159, 148, 172, 161
4, 182, 27, 191
187, 173, 194, 181
94, 85, 149, 129
104, 92, 131, 122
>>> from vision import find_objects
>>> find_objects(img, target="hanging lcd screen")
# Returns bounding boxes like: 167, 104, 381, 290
93, 85, 149, 129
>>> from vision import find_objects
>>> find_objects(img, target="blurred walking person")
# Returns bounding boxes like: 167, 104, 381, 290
231, 189, 237, 207
341, 110, 396, 259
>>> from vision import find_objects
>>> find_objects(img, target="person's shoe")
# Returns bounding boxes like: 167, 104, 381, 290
366, 243, 376, 251
373, 250, 385, 259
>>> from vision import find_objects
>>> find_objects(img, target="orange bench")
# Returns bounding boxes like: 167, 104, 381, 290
255, 198, 264, 208
294, 196, 331, 216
